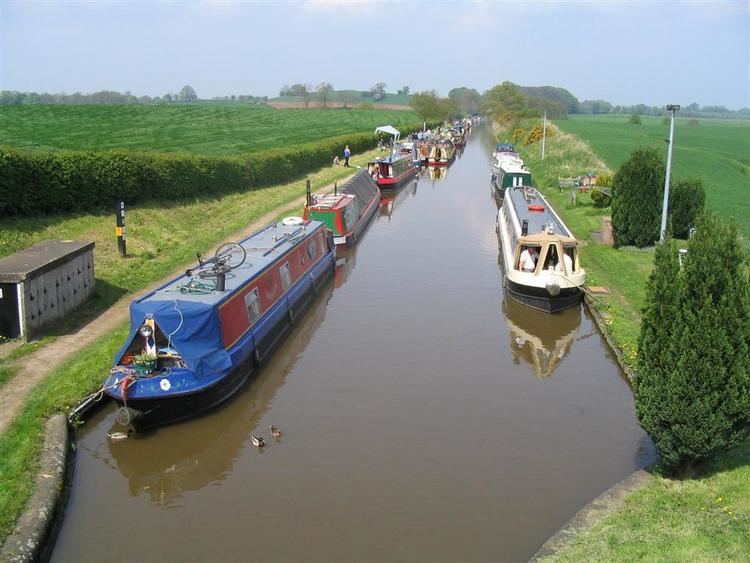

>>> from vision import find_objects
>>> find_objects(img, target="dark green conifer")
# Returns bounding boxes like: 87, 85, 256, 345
611, 147, 665, 247
635, 212, 750, 473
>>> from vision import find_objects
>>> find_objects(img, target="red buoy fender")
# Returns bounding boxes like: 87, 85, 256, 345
528, 204, 545, 212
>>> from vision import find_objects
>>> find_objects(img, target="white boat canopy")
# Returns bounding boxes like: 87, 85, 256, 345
375, 125, 400, 142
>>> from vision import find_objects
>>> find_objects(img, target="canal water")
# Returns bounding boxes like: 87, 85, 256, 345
52, 127, 653, 562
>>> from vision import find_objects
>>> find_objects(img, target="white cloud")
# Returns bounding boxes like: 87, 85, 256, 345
301, 0, 380, 14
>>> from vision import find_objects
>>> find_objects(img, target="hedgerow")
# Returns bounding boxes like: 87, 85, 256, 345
0, 132, 387, 216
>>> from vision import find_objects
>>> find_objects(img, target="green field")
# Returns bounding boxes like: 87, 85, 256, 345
0, 104, 421, 156
555, 115, 750, 237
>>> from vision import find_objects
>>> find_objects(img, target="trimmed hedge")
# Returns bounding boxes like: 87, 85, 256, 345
0, 131, 395, 216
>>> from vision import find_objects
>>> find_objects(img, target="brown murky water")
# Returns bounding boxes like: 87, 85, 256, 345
52, 127, 653, 562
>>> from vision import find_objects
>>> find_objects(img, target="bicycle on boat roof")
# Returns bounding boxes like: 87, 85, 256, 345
184, 242, 247, 290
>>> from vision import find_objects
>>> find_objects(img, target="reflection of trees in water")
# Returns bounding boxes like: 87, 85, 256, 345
503, 297, 583, 379
105, 283, 335, 506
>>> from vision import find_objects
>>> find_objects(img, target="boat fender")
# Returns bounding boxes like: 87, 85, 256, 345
546, 283, 561, 297
115, 406, 141, 427
282, 216, 305, 226
528, 204, 545, 212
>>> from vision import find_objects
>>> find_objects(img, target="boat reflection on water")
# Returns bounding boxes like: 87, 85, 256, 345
424, 165, 449, 183
379, 179, 418, 220
102, 282, 335, 506
503, 296, 582, 378
334, 248, 358, 288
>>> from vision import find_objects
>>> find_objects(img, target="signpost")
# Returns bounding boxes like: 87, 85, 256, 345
116, 201, 126, 257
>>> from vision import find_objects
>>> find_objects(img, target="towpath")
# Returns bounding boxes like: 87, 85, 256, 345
0, 177, 352, 435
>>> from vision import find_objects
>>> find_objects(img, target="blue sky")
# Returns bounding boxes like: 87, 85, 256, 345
1, 0, 748, 109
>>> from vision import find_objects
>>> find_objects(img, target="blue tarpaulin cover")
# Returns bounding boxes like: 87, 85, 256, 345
116, 297, 233, 378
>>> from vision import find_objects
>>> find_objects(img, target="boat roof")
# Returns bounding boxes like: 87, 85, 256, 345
506, 186, 572, 239
309, 170, 379, 211
309, 193, 354, 211
496, 143, 515, 152
498, 160, 531, 175
370, 152, 410, 165
143, 219, 324, 307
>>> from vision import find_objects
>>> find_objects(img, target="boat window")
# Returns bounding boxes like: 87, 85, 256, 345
245, 288, 262, 324
518, 245, 541, 272
280, 262, 292, 290
543, 244, 559, 271
561, 245, 577, 272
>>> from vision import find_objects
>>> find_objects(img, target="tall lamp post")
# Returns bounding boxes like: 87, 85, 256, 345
660, 104, 680, 242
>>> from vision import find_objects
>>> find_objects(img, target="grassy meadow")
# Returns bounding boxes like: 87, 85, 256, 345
0, 104, 421, 156
555, 115, 750, 237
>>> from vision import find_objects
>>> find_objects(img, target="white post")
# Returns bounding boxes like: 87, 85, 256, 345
541, 112, 547, 160
660, 105, 679, 242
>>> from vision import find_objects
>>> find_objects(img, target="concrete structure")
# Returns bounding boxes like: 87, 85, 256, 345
601, 216, 614, 245
0, 241, 95, 340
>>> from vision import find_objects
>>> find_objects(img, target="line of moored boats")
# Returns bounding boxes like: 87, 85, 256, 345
99, 119, 475, 433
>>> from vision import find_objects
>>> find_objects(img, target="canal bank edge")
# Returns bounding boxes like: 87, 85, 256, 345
527, 295, 651, 562
0, 415, 72, 563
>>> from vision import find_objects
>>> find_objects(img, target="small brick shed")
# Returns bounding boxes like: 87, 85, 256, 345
0, 240, 95, 340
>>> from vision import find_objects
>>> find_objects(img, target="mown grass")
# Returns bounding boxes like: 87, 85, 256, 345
0, 149, 384, 540
555, 115, 750, 238
504, 121, 750, 561
0, 105, 421, 156
546, 440, 750, 562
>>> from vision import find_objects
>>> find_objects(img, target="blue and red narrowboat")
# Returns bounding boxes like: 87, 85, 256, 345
103, 218, 335, 432
368, 151, 417, 189
303, 170, 380, 249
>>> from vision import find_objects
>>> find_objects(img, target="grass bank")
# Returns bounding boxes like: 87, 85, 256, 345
500, 121, 750, 560
0, 149, 384, 541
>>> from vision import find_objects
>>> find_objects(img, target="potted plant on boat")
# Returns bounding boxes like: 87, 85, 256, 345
132, 352, 158, 374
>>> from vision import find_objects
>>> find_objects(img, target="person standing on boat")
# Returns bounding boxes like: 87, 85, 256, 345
344, 145, 351, 167
519, 247, 538, 272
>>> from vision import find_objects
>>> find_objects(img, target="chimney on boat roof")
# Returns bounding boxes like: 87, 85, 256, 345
522, 220, 529, 236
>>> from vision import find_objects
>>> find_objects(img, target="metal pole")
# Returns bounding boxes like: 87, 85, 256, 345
660, 105, 679, 242
541, 111, 547, 160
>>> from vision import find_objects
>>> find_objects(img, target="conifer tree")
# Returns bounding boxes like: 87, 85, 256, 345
611, 147, 664, 247
635, 213, 750, 473
634, 236, 682, 464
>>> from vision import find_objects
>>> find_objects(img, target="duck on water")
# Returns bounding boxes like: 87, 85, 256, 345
496, 185, 585, 313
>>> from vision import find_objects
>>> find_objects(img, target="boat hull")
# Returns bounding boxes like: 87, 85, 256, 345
376, 167, 417, 188
505, 279, 582, 313
334, 190, 380, 248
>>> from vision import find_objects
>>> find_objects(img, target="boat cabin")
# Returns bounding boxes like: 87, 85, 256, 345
514, 232, 580, 276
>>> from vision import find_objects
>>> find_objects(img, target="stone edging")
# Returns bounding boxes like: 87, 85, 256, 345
530, 468, 652, 561
0, 414, 72, 563
527, 296, 651, 561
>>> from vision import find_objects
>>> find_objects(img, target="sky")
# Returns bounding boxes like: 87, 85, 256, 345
1, 0, 748, 109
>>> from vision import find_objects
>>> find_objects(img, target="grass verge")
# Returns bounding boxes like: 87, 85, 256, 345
501, 121, 749, 560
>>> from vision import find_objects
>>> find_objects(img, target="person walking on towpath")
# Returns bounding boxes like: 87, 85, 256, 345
344, 145, 351, 167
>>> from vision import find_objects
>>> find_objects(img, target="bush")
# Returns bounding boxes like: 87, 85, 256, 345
512, 128, 525, 143
629, 114, 642, 125
611, 147, 664, 246
635, 214, 750, 474
0, 130, 396, 216
523, 124, 554, 146
669, 178, 705, 239
591, 172, 612, 207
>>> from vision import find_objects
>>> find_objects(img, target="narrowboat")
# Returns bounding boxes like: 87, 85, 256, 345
368, 151, 417, 188
491, 159, 533, 198
427, 139, 455, 167
450, 127, 466, 147
303, 170, 380, 248
496, 185, 585, 313
103, 218, 335, 431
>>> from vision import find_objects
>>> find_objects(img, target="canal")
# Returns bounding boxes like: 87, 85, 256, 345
52, 126, 654, 562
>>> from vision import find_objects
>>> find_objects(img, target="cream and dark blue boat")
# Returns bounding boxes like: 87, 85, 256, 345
104, 218, 335, 431
496, 186, 585, 313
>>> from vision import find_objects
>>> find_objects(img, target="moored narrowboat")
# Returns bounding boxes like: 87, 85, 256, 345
103, 218, 335, 431
368, 151, 417, 188
491, 159, 533, 198
427, 139, 455, 167
304, 170, 380, 248
496, 186, 585, 313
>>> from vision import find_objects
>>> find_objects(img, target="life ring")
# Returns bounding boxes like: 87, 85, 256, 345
282, 216, 305, 226
528, 204, 545, 212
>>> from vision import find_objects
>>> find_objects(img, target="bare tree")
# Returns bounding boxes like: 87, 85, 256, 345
338, 91, 358, 109
179, 85, 197, 102
302, 84, 313, 109
317, 83, 334, 108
